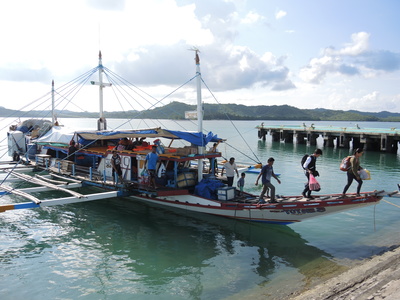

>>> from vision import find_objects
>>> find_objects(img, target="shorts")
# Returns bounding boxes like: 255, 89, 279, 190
148, 169, 156, 178
114, 165, 122, 176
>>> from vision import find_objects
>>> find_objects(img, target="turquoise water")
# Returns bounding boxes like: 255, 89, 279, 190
1, 119, 400, 299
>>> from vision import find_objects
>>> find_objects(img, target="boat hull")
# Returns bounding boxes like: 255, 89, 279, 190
128, 193, 381, 225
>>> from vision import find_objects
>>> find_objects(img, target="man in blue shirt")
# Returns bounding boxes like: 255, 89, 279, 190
255, 157, 281, 204
145, 146, 159, 189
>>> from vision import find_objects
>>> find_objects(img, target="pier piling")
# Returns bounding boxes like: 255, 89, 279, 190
256, 124, 400, 153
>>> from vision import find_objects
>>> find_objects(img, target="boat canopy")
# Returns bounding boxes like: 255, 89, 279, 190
36, 126, 75, 146
76, 128, 222, 146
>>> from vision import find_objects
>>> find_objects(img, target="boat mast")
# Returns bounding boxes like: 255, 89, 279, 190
98, 51, 106, 130
92, 51, 111, 130
51, 80, 55, 125
195, 50, 204, 182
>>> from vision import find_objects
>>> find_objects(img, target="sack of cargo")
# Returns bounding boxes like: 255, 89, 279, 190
340, 156, 352, 171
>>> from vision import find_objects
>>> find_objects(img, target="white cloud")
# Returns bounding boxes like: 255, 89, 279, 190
298, 32, 393, 84
299, 56, 336, 84
325, 32, 370, 56
241, 11, 264, 24
275, 10, 287, 19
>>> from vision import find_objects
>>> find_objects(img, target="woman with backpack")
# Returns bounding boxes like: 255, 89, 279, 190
342, 148, 364, 197
302, 149, 323, 199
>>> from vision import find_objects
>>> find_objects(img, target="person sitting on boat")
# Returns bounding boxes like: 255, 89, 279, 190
117, 137, 131, 151
302, 148, 322, 199
342, 148, 364, 197
221, 157, 239, 187
145, 146, 159, 189
111, 150, 124, 184
67, 140, 77, 162
255, 157, 281, 204
132, 138, 141, 147
141, 137, 149, 147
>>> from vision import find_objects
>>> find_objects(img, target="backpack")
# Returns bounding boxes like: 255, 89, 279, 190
301, 154, 309, 169
340, 156, 352, 171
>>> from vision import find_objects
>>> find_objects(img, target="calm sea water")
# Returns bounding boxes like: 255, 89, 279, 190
1, 118, 400, 299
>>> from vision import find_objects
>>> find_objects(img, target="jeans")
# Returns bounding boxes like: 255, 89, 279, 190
342, 172, 363, 194
259, 181, 275, 202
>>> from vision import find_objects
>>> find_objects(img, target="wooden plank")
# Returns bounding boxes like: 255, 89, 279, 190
0, 185, 41, 204
0, 183, 82, 195
8, 171, 85, 198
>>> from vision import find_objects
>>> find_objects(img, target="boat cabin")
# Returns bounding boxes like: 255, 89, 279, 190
32, 127, 222, 191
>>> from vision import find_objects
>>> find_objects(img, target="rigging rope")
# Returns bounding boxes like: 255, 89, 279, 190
382, 198, 400, 209
200, 78, 262, 165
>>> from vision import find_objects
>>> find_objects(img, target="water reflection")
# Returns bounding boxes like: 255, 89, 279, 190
1, 182, 397, 299
60, 199, 343, 297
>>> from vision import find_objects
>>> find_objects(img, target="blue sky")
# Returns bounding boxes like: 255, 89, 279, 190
0, 0, 399, 113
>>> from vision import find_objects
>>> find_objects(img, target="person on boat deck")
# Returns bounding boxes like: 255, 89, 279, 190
133, 138, 141, 147
255, 157, 281, 204
140, 137, 148, 146
67, 140, 77, 162
111, 150, 124, 184
221, 157, 239, 187
237, 172, 246, 196
208, 142, 219, 175
145, 146, 159, 189
342, 148, 364, 196
302, 148, 322, 199
117, 138, 131, 151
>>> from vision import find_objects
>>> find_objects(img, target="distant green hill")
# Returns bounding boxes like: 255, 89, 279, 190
1, 102, 400, 121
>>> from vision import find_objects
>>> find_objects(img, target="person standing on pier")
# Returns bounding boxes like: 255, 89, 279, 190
342, 148, 364, 196
255, 157, 281, 203
302, 149, 323, 199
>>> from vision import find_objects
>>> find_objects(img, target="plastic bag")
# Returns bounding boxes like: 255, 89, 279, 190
359, 169, 371, 180
309, 174, 321, 191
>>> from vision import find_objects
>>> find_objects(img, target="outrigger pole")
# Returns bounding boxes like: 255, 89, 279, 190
0, 171, 123, 213
0, 191, 120, 213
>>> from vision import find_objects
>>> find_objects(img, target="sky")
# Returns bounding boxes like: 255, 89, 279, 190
1, 0, 400, 114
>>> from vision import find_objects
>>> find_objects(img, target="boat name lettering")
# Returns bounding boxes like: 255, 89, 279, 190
284, 207, 326, 215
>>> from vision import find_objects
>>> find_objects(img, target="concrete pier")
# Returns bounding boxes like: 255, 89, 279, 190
256, 124, 400, 153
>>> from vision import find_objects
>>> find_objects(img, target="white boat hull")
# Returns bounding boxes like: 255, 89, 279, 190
129, 192, 381, 224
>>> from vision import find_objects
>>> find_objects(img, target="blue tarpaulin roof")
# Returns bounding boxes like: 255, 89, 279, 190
76, 128, 222, 146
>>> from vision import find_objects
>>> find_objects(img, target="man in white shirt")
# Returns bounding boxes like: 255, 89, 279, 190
221, 157, 239, 187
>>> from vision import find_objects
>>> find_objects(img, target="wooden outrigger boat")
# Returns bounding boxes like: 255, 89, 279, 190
0, 51, 391, 224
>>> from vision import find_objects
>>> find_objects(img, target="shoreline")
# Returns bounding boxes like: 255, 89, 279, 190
291, 245, 400, 299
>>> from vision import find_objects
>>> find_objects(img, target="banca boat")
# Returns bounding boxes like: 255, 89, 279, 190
1, 51, 388, 224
